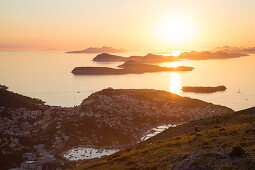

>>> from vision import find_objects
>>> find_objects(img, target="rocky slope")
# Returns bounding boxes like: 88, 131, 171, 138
75, 107, 255, 170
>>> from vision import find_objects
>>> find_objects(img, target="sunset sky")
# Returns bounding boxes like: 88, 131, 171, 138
1, 0, 255, 51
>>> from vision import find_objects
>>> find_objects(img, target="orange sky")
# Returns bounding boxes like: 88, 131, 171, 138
1, 0, 255, 51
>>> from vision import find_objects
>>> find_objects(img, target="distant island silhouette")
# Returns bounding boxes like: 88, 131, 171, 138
71, 50, 248, 76
179, 51, 248, 60
93, 53, 127, 62
92, 50, 247, 63
66, 46, 127, 53
214, 46, 255, 54
72, 60, 194, 75
182, 86, 227, 93
93, 53, 179, 63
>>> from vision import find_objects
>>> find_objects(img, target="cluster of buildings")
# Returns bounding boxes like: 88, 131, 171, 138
1, 88, 232, 169
81, 89, 231, 129
19, 156, 57, 170
75, 89, 232, 144
0, 105, 81, 169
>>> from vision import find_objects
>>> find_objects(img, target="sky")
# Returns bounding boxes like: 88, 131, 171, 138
0, 0, 255, 51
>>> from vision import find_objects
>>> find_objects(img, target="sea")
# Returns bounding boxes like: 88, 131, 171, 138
0, 50, 255, 111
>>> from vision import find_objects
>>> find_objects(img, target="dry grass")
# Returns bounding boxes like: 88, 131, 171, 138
74, 108, 255, 170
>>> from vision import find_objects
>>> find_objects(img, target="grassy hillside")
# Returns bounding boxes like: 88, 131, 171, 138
75, 107, 255, 170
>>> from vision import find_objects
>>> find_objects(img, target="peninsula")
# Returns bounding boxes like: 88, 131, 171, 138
182, 86, 227, 93
72, 60, 194, 75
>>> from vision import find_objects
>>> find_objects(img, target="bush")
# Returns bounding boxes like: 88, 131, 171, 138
229, 146, 245, 157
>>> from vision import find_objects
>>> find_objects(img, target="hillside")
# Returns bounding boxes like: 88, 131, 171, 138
75, 107, 255, 170
55, 88, 231, 149
0, 88, 233, 169
0, 86, 44, 109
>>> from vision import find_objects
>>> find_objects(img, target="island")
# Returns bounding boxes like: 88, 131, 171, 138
92, 53, 127, 62
179, 51, 248, 60
66, 46, 127, 53
182, 85, 227, 93
127, 53, 179, 63
92, 51, 248, 63
214, 46, 255, 54
92, 53, 179, 63
72, 60, 194, 75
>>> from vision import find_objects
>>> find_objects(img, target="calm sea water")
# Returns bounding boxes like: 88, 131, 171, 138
0, 50, 254, 111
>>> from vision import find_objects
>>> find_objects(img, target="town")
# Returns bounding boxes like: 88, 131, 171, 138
0, 87, 233, 169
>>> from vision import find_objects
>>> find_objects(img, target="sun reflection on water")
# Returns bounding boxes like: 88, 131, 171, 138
169, 61, 181, 67
169, 72, 182, 95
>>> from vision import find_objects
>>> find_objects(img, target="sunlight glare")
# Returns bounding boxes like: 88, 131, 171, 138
169, 73, 182, 95
156, 14, 194, 45
171, 51, 181, 56
169, 61, 181, 68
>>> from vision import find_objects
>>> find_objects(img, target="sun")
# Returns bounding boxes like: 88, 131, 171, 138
171, 51, 181, 57
156, 15, 194, 45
